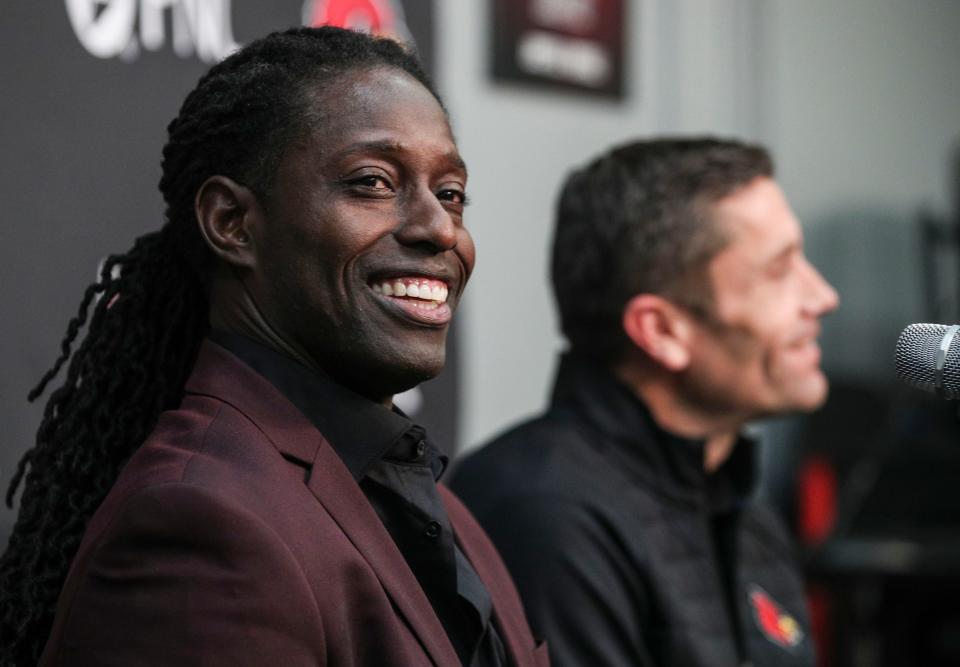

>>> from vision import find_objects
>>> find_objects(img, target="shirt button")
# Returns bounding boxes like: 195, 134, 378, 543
424, 521, 441, 539
415, 440, 427, 460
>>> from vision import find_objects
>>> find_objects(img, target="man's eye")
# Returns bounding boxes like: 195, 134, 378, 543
352, 175, 391, 190
437, 189, 468, 205
768, 258, 792, 280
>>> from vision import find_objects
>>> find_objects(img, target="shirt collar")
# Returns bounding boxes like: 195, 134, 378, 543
210, 331, 438, 481
551, 352, 756, 511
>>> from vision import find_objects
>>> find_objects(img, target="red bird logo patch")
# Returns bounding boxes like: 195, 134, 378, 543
748, 585, 804, 649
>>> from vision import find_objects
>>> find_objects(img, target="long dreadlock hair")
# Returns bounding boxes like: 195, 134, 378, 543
0, 26, 441, 666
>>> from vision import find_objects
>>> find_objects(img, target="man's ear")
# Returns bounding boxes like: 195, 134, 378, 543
195, 175, 260, 269
622, 294, 693, 372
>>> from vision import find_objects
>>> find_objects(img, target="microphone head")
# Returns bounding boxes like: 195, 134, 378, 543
895, 323, 960, 399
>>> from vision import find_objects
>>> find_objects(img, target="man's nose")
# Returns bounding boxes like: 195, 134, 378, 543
802, 257, 840, 316
394, 188, 458, 252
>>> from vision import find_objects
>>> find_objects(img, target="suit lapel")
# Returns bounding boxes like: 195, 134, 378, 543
441, 486, 534, 667
185, 341, 462, 667
303, 446, 462, 666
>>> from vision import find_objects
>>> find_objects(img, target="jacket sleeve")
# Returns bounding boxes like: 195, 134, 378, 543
43, 483, 325, 667
475, 495, 657, 667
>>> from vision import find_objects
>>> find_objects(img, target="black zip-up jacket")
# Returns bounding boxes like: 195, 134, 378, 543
452, 355, 814, 667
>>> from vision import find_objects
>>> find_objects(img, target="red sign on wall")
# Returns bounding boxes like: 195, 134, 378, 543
303, 0, 412, 43
491, 0, 627, 99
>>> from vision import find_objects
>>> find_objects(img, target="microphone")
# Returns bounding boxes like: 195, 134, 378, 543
895, 323, 960, 398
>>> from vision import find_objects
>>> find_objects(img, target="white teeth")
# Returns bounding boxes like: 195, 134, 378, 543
373, 279, 449, 303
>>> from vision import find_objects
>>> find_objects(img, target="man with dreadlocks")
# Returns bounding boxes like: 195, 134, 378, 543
0, 27, 547, 667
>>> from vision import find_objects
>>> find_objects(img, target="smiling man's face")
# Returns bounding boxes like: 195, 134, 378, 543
680, 176, 839, 421
245, 66, 474, 402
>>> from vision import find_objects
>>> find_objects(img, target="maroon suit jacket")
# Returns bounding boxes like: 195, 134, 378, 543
40, 341, 548, 667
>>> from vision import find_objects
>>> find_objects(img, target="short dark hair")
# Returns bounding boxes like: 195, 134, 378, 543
551, 137, 773, 361
0, 26, 439, 666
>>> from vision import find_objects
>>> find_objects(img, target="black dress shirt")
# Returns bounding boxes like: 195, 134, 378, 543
210, 332, 507, 667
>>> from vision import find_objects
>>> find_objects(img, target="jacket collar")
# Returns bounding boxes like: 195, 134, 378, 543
550, 352, 756, 511
184, 340, 462, 667
207, 330, 427, 481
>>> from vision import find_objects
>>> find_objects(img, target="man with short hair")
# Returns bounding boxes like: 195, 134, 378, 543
453, 138, 838, 667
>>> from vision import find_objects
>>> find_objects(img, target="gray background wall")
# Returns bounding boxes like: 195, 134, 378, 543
771, 1, 960, 382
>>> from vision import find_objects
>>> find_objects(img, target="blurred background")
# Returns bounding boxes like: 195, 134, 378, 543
2, 1, 959, 664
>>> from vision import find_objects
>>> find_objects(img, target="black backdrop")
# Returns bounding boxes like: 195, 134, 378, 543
0, 0, 455, 547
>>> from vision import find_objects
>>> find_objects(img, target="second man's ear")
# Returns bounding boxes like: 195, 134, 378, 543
621, 293, 693, 372
195, 175, 261, 269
